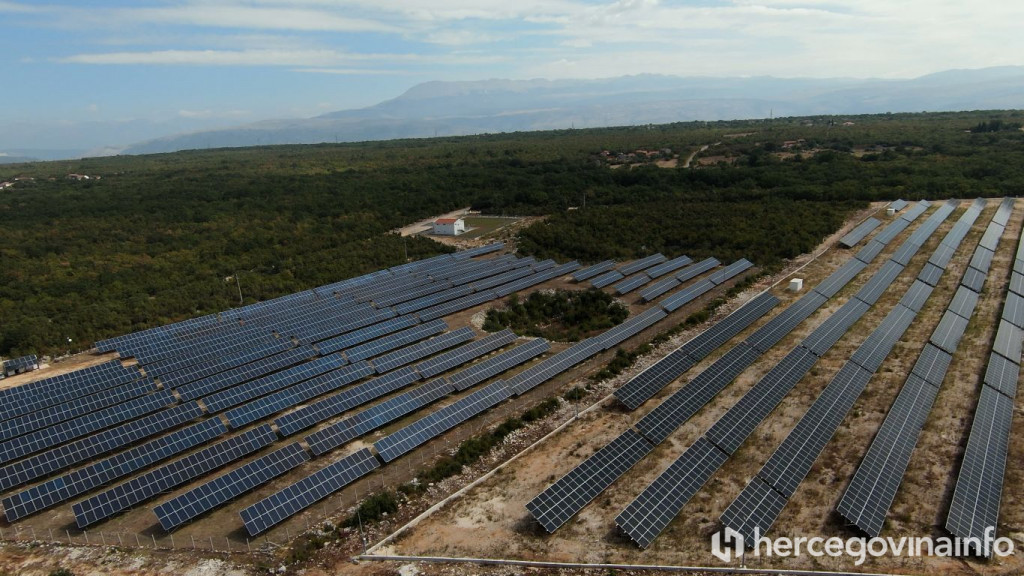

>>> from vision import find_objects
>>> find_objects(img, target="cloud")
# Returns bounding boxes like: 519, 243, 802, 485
292, 67, 409, 75
60, 49, 347, 67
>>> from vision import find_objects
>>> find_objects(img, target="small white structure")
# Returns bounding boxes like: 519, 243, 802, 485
886, 207, 896, 217
788, 278, 804, 292
432, 218, 465, 236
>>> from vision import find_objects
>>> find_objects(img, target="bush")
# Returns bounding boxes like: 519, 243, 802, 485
343, 492, 399, 527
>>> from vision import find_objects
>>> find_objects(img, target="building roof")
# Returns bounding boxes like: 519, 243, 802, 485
435, 218, 461, 224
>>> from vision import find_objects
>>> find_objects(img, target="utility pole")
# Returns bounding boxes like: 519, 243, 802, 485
234, 272, 243, 304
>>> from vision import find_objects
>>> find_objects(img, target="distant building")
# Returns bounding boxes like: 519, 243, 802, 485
0, 182, 12, 190
67, 173, 90, 181
432, 218, 466, 236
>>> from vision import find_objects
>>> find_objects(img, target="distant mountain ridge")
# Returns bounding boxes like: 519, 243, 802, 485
119, 67, 1024, 155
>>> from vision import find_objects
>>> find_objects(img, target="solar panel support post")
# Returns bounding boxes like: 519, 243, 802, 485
152, 534, 157, 549
357, 508, 367, 554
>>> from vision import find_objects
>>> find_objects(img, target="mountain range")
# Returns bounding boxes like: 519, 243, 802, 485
13, 67, 1024, 159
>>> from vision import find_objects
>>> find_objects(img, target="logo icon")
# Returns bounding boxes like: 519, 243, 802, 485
711, 527, 744, 563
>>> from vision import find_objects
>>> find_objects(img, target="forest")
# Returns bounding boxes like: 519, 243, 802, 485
2, 110, 1023, 356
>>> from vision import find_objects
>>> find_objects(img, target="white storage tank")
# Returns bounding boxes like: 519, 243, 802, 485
788, 278, 804, 292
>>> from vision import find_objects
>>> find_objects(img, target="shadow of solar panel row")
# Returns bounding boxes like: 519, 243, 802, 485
614, 292, 779, 410
613, 273, 653, 295
174, 345, 317, 402
634, 344, 761, 445
449, 338, 549, 392
590, 270, 625, 289
375, 381, 511, 462
201, 354, 348, 413
371, 327, 476, 374
598, 308, 668, 350
573, 260, 616, 282
526, 429, 653, 532
2, 417, 226, 521
614, 435, 729, 547
415, 329, 518, 379
837, 374, 940, 536
314, 315, 419, 355
0, 363, 141, 422
73, 424, 277, 528
0, 402, 203, 492
343, 319, 448, 363
644, 255, 694, 279
618, 254, 667, 276
155, 441, 310, 531
494, 261, 579, 297
0, 377, 157, 442
945, 385, 1015, 556
305, 378, 454, 456
0, 389, 178, 466
223, 361, 374, 428
839, 217, 882, 248
744, 292, 826, 353
240, 447, 379, 536
274, 366, 420, 437
417, 290, 499, 321
506, 338, 604, 396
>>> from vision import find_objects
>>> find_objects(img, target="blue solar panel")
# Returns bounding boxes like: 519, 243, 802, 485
343, 319, 448, 363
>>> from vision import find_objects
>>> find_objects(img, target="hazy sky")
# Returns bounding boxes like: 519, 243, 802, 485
2, 0, 1023, 148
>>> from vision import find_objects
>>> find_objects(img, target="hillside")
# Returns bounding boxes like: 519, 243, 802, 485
2, 110, 1024, 357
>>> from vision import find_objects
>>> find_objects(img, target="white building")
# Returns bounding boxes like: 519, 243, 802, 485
432, 218, 466, 236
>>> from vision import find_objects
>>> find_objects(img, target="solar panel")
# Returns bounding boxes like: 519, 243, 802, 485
314, 316, 419, 355
304, 378, 454, 456
720, 476, 789, 547
680, 292, 781, 360
873, 218, 911, 246
978, 223, 1003, 252
222, 361, 375, 428
494, 261, 580, 297
855, 240, 886, 264
813, 259, 867, 299
969, 247, 995, 275
417, 289, 500, 321
659, 279, 715, 312
708, 259, 753, 285
72, 424, 277, 528
0, 389, 177, 465
947, 286, 980, 320
644, 255, 694, 279
984, 350, 1019, 399
638, 276, 681, 302
598, 307, 668, 350
343, 319, 448, 363
634, 344, 760, 444
899, 201, 929, 222
837, 373, 939, 537
372, 327, 476, 374
992, 197, 1015, 226
0, 402, 204, 492
705, 346, 819, 454
1010, 272, 1024, 297
507, 338, 604, 396
526, 429, 654, 532
849, 304, 916, 372
0, 363, 142, 422
674, 257, 721, 284
614, 350, 696, 411
991, 319, 1023, 363
916, 263, 944, 287
374, 381, 510, 462
744, 292, 826, 353
1002, 291, 1024, 330
174, 346, 317, 401
854, 260, 904, 306
572, 260, 616, 282
911, 343, 953, 387
274, 366, 420, 437
414, 329, 518, 379
155, 442, 310, 531
839, 218, 882, 248
898, 280, 934, 314
448, 338, 550, 391
613, 273, 653, 295
618, 254, 667, 276
591, 270, 625, 289
945, 385, 1014, 557
801, 298, 870, 358
889, 199, 909, 211
930, 310, 970, 355
469, 265, 535, 293
928, 243, 958, 269
1, 417, 226, 522
240, 447, 379, 536
201, 354, 347, 413
615, 436, 729, 548
888, 242, 918, 267
156, 339, 299, 387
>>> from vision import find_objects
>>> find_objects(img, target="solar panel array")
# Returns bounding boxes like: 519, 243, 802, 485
448, 338, 550, 391
155, 442, 310, 531
616, 200, 946, 547
720, 203, 961, 545
0, 360, 141, 421
572, 260, 616, 282
618, 254, 668, 276
590, 270, 624, 289
839, 217, 882, 248
2, 354, 38, 375
370, 327, 476, 374
946, 199, 1021, 555
638, 258, 720, 302
239, 448, 379, 536
374, 381, 511, 462
72, 424, 277, 527
414, 329, 517, 378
